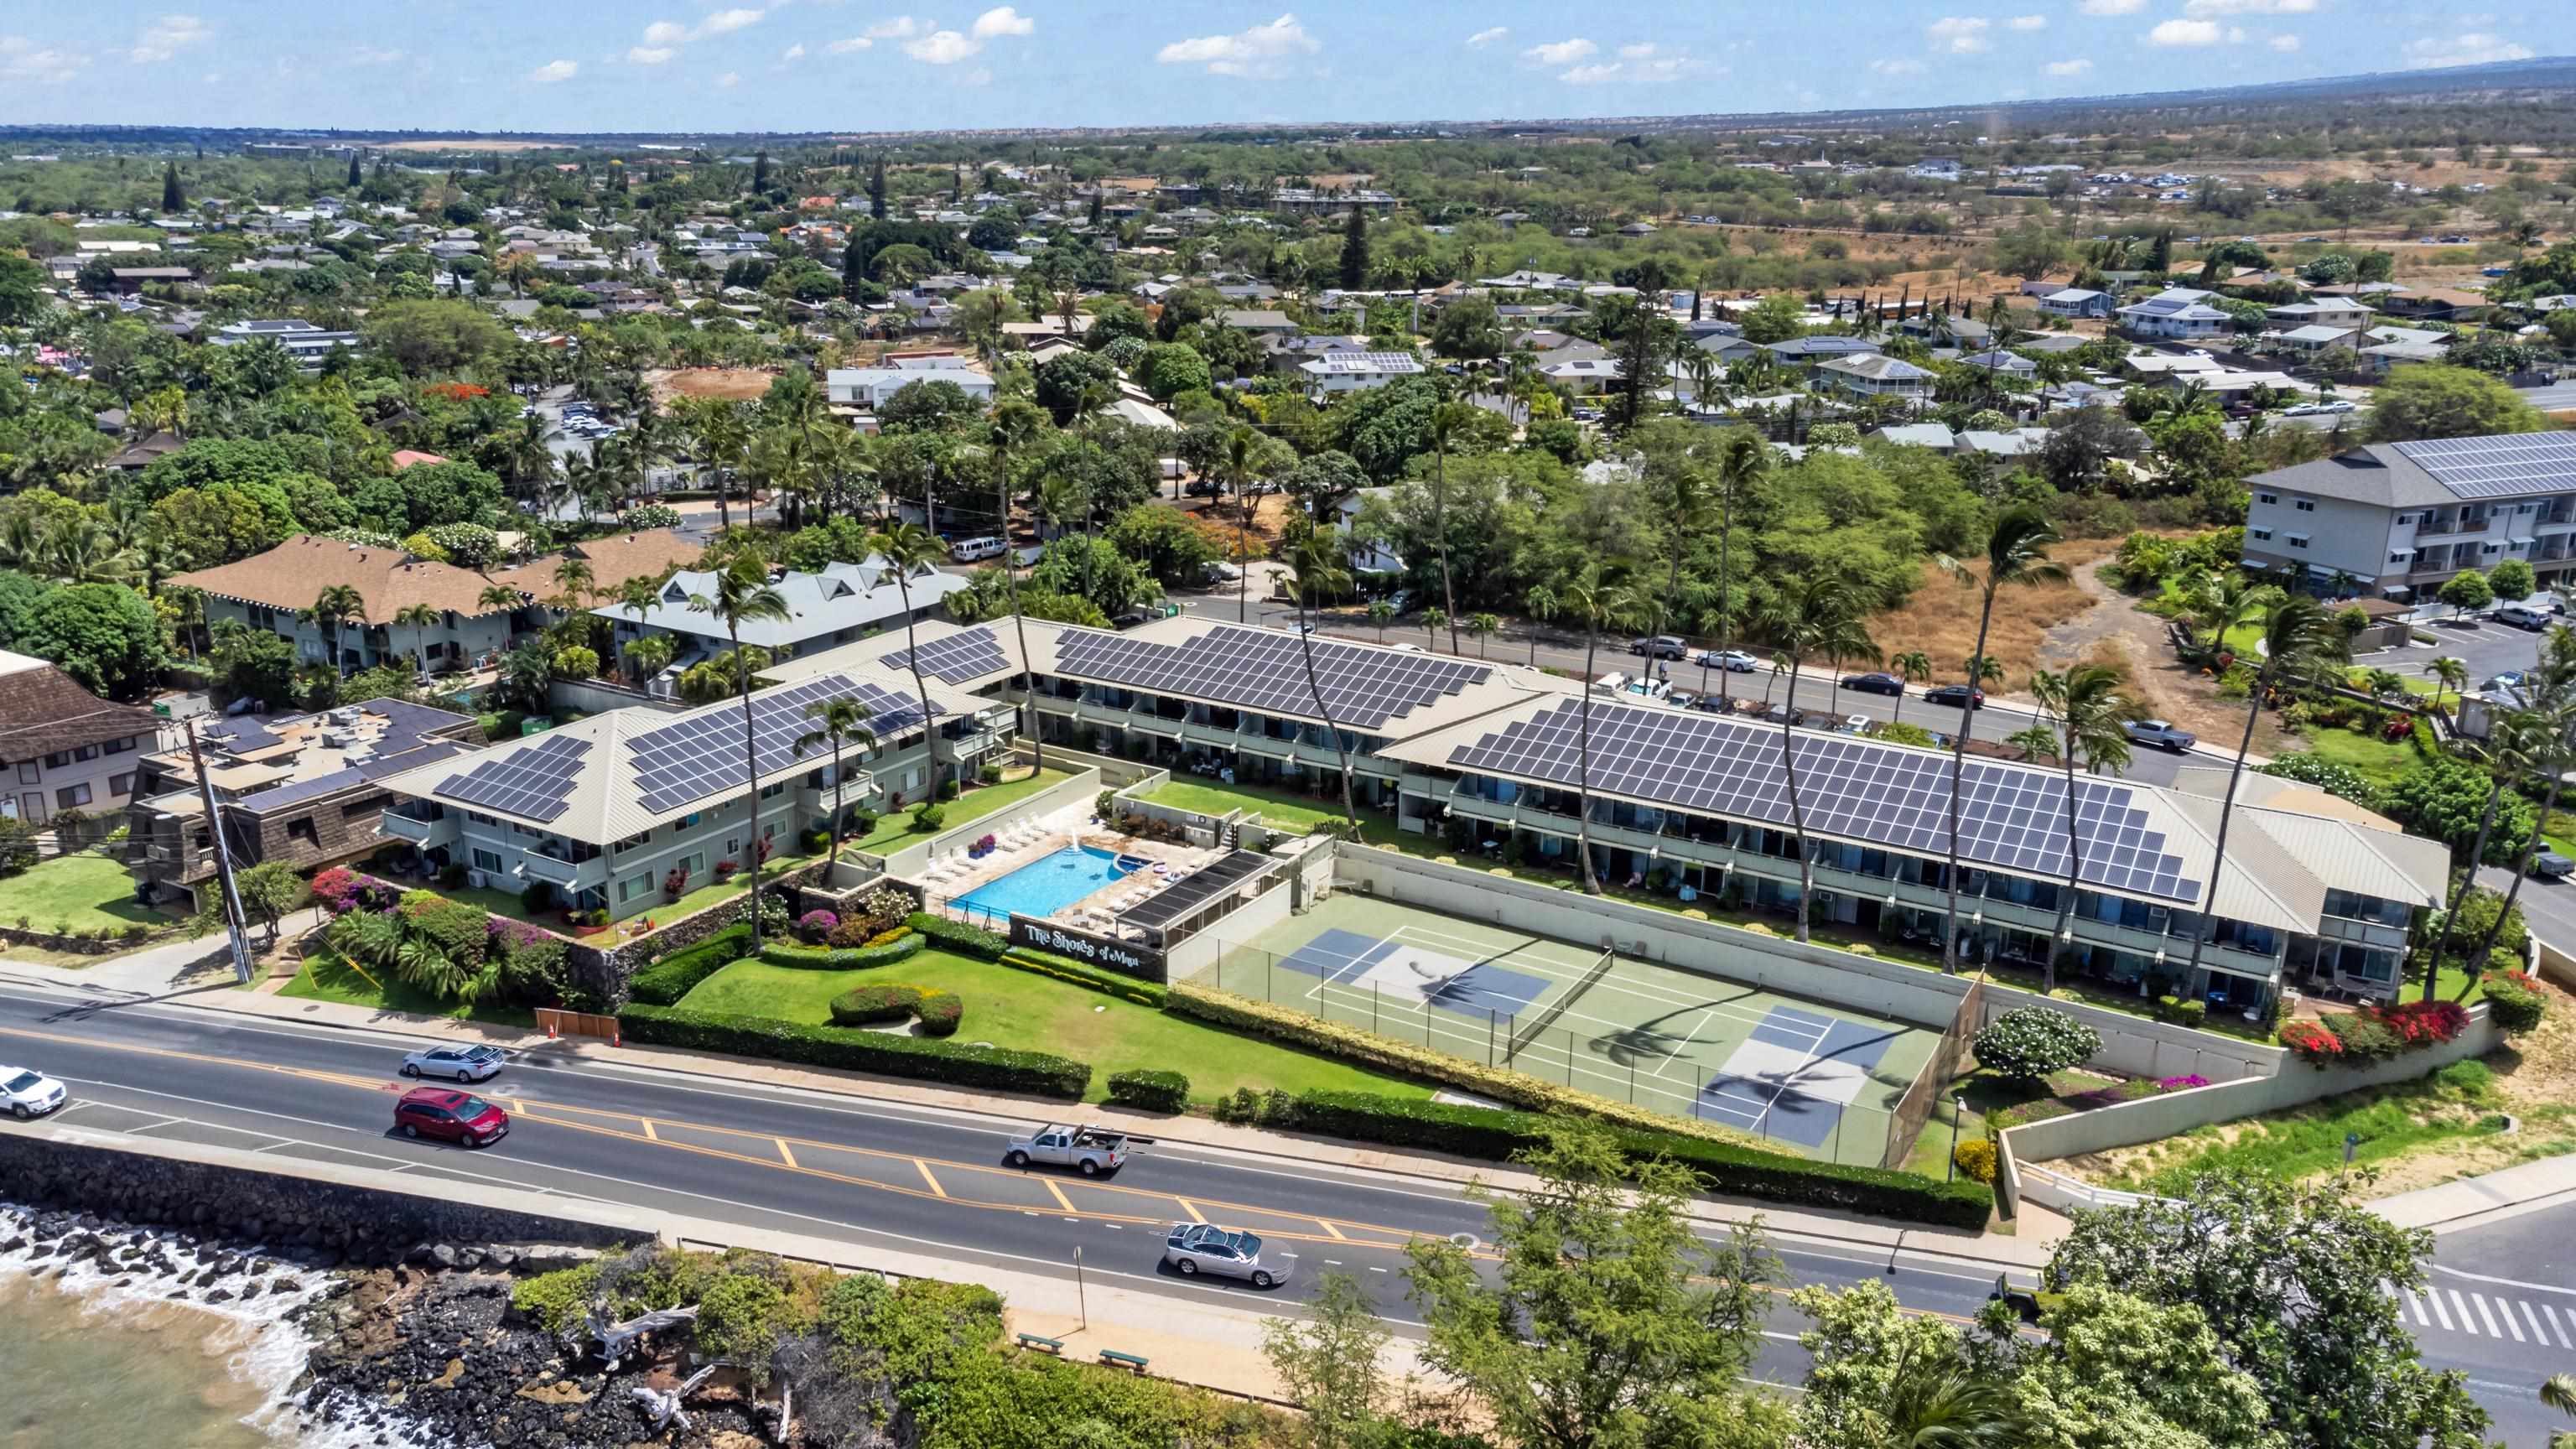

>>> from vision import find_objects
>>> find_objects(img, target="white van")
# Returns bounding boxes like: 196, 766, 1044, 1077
949, 536, 1007, 562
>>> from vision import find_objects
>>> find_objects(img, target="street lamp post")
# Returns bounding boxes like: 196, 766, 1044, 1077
1947, 1094, 1968, 1182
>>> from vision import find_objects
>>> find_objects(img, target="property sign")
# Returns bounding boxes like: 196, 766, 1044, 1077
1009, 915, 1166, 981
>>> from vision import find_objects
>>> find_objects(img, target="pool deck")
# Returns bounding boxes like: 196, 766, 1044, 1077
907, 804, 1218, 938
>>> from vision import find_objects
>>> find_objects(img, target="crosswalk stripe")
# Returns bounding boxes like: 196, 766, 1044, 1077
2448, 1290, 2475, 1334
2407, 1291, 2428, 1327
2429, 1291, 2455, 1331
2472, 1294, 2504, 1337
2524, 1301, 2548, 1345
2549, 1304, 2573, 1350
2501, 1298, 2527, 1343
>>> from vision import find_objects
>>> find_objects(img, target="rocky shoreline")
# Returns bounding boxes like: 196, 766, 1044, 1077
0, 1203, 757, 1449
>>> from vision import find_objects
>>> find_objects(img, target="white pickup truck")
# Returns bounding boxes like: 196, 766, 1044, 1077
1003, 1124, 1130, 1176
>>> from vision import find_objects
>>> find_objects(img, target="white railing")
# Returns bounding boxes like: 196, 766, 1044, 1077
2012, 1160, 2175, 1216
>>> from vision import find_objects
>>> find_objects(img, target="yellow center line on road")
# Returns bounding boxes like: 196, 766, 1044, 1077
777, 1140, 797, 1169
915, 1160, 948, 1198
1044, 1178, 1075, 1213
639, 1118, 658, 1141
1319, 1218, 1347, 1240
1176, 1197, 1208, 1224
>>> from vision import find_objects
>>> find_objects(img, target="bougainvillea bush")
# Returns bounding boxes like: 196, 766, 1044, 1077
2279, 1001, 2470, 1066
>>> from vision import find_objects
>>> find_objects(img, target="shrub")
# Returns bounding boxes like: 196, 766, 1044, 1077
1000, 949, 1169, 1006
913, 803, 948, 831
2482, 970, 2547, 1033
621, 502, 683, 530
759, 932, 926, 970
2377, 999, 2469, 1047
1283, 1090, 1992, 1229
829, 982, 963, 1036
619, 1004, 1089, 1097
908, 911, 1008, 958
2278, 1017, 2343, 1064
797, 910, 839, 943
520, 881, 554, 917
696, 1270, 794, 1379
626, 923, 750, 1005
1105, 1069, 1189, 1113
2329, 1010, 2404, 1062
935, 777, 959, 802
1971, 1006, 2102, 1084
1952, 1137, 1998, 1184
511, 1263, 600, 1338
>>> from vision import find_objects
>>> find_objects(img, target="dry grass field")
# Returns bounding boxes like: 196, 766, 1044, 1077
1867, 535, 2127, 693
646, 367, 779, 406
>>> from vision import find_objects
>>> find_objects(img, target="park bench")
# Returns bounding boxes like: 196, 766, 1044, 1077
1014, 1332, 1064, 1354
1097, 1348, 1150, 1374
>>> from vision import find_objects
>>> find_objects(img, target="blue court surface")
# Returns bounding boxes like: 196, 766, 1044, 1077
1274, 927, 1553, 1018
1693, 1006, 1898, 1147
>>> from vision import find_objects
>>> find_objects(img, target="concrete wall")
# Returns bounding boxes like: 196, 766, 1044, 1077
2003, 1005, 2501, 1166
1165, 871, 1295, 979
1970, 977, 2285, 1083
867, 766, 1105, 879
547, 675, 685, 719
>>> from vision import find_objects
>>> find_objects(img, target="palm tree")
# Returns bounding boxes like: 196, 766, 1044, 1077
2029, 665, 2138, 993
1934, 506, 2067, 972
2428, 655, 2468, 719
476, 584, 524, 652
304, 584, 367, 678
678, 397, 751, 533
624, 632, 676, 688
1466, 612, 1500, 658
1426, 401, 1476, 652
1224, 426, 1261, 622
1759, 574, 1880, 942
1367, 599, 1394, 641
1710, 430, 1768, 709
1523, 584, 1555, 667
989, 398, 1049, 777
392, 603, 443, 676
686, 553, 793, 952
867, 522, 955, 802
2540, 1369, 2576, 1447
1559, 564, 1647, 896
550, 557, 597, 613
2184, 593, 2330, 1000
1659, 452, 1711, 610
796, 698, 877, 864
2469, 628, 2576, 990
1890, 649, 1934, 728
1877, 1343, 2027, 1449
1420, 606, 1448, 653
2425, 712, 2547, 1002
1281, 537, 1363, 839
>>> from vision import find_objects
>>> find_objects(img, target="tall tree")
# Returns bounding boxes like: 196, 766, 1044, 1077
1709, 430, 1767, 709
2184, 593, 2329, 996
2028, 665, 2137, 993
304, 584, 367, 679
1426, 401, 1476, 653
1337, 204, 1370, 292
1282, 537, 1364, 839
686, 554, 793, 952
866, 522, 955, 802
160, 160, 183, 213
2470, 627, 2576, 988
2425, 711, 2546, 1000
1760, 574, 1880, 943
1261, 1272, 1392, 1449
1935, 506, 2065, 971
346, 150, 362, 190
989, 399, 1049, 776
1560, 564, 1644, 896
795, 697, 876, 865
867, 154, 887, 221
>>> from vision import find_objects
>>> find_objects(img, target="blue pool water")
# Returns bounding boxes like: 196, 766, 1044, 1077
952, 845, 1130, 927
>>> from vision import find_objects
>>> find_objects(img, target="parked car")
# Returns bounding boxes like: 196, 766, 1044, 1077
393, 1087, 509, 1146
1004, 1123, 1130, 1176
400, 1044, 507, 1083
2485, 671, 2529, 692
1629, 636, 1688, 661
1183, 478, 1224, 497
2314, 399, 2355, 413
0, 1065, 67, 1121
948, 536, 1008, 563
2123, 719, 2197, 751
1923, 684, 1986, 709
1162, 1223, 1291, 1287
1840, 714, 1872, 734
1839, 672, 1904, 697
1700, 649, 1759, 673
2496, 605, 2551, 631
2531, 851, 2575, 880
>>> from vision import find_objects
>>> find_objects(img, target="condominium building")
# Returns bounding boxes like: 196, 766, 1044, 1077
0, 651, 172, 824
2241, 431, 2576, 598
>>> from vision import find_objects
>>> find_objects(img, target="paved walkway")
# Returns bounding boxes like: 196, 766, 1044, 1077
2374, 1154, 2576, 1233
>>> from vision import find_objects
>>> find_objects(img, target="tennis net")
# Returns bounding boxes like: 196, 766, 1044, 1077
1507, 946, 1618, 1061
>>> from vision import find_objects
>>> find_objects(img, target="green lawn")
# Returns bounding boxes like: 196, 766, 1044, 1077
1140, 778, 1343, 834
678, 949, 1436, 1106
2292, 727, 2421, 790
0, 852, 164, 935
842, 767, 1078, 857
278, 945, 537, 1028
1899, 1065, 2122, 1178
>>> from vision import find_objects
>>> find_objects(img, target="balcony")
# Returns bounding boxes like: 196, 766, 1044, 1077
378, 812, 456, 848
521, 853, 585, 888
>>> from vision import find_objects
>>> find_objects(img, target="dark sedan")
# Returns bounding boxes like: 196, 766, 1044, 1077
1839, 673, 1905, 697
1923, 684, 1986, 709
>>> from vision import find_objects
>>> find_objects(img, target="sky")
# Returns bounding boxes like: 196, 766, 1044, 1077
0, 3, 2555, 134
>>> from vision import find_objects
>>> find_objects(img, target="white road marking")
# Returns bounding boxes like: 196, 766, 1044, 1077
2428, 1290, 2456, 1331
2497, 1296, 2526, 1342
2547, 1304, 2573, 1349
2466, 1291, 2498, 1337
2406, 1291, 2428, 1327
2522, 1301, 2547, 1345
2430, 1262, 2576, 1297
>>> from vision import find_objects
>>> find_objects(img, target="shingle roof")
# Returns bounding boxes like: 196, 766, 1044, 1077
0, 652, 163, 763
2243, 445, 2459, 509
171, 536, 522, 621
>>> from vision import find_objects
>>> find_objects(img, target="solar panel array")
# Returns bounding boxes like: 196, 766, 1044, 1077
626, 673, 930, 814
1450, 702, 2199, 901
879, 626, 1010, 684
432, 733, 593, 823
2392, 433, 2576, 501
1053, 624, 1491, 730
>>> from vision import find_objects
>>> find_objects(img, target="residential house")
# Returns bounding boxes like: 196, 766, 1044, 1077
1872, 423, 1961, 450
2374, 287, 2490, 324
2266, 299, 2373, 330
2116, 288, 2233, 340
2241, 431, 2576, 600
106, 267, 194, 295
0, 652, 172, 825
2268, 325, 2370, 357
1815, 353, 1934, 401
2038, 288, 2115, 319
824, 356, 998, 412
1299, 352, 1427, 394
1540, 357, 1625, 393
1762, 335, 1886, 367
211, 318, 359, 371
1955, 349, 2039, 380
1217, 309, 1300, 336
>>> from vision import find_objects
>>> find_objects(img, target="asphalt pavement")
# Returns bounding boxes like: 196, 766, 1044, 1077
2397, 1198, 2576, 1446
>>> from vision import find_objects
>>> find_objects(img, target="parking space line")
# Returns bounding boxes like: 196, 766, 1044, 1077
915, 1161, 948, 1198
777, 1140, 797, 1169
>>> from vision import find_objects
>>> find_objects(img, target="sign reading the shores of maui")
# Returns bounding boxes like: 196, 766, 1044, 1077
1010, 915, 1164, 980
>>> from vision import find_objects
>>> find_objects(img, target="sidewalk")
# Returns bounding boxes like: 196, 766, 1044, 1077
0, 949, 2059, 1270
2372, 1153, 2576, 1232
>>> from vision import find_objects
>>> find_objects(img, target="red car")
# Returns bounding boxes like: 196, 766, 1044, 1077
394, 1087, 510, 1146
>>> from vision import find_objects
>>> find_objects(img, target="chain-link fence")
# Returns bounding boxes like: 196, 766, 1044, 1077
1880, 978, 1986, 1171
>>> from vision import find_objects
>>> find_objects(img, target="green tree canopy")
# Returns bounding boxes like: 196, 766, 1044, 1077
2366, 365, 2547, 443
23, 582, 164, 700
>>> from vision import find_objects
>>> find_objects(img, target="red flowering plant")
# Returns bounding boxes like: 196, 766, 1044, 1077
423, 382, 490, 402
2278, 1018, 2344, 1064
2372, 999, 2468, 1046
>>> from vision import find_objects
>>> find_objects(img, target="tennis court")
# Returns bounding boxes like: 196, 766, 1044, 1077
1202, 894, 1939, 1166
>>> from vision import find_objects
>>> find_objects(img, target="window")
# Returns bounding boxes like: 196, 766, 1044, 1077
2293, 499, 2315, 512
52, 782, 91, 810
43, 751, 68, 769
287, 818, 318, 845
725, 837, 740, 858
109, 772, 133, 796
2250, 527, 2273, 542
14, 762, 34, 784
677, 852, 704, 879
105, 736, 135, 756
470, 848, 504, 874
613, 828, 652, 854
680, 811, 704, 828
2286, 535, 2310, 550
2390, 553, 2409, 564
2256, 491, 2278, 505
616, 871, 654, 904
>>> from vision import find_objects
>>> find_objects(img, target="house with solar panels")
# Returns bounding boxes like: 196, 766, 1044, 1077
2241, 433, 2576, 599
370, 658, 1015, 922
595, 558, 972, 680
2114, 288, 2233, 341
764, 615, 2445, 1011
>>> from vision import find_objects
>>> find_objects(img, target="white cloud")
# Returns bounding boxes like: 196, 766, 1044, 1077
1926, 16, 1992, 53
2045, 56, 2092, 74
865, 16, 925, 39
2403, 32, 2533, 67
970, 6, 1032, 39
627, 45, 678, 63
1560, 62, 1620, 83
0, 35, 89, 84
699, 7, 768, 34
1520, 37, 1597, 65
2148, 18, 2234, 44
641, 19, 690, 45
828, 35, 870, 50
904, 29, 979, 62
716, 70, 741, 86
782, 41, 807, 59
2007, 13, 2047, 29
527, 58, 579, 81
2182, 0, 2314, 13
351, 45, 403, 65
1157, 13, 1321, 77
2268, 32, 2301, 50
1465, 26, 1508, 47
1561, 51, 1697, 83
1869, 57, 1927, 74
2076, 0, 2143, 12
1618, 42, 1659, 59
129, 14, 209, 64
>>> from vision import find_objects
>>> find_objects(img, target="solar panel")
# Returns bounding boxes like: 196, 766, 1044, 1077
1449, 702, 2199, 902
2392, 433, 2576, 501
1052, 624, 1491, 730
624, 673, 932, 814
879, 626, 1010, 684
432, 733, 592, 823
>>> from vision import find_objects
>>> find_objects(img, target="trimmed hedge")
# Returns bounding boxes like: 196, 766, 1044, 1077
907, 911, 1008, 958
829, 983, 964, 1038
628, 924, 752, 1005
1285, 1090, 1992, 1230
1000, 950, 1168, 1007
2483, 971, 2547, 1033
1106, 1069, 1189, 1113
619, 1003, 1088, 1098
758, 931, 925, 970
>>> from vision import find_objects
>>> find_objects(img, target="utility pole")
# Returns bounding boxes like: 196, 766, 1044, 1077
184, 717, 255, 984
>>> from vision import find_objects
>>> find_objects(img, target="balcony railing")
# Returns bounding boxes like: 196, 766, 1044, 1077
521, 854, 584, 887
378, 813, 453, 846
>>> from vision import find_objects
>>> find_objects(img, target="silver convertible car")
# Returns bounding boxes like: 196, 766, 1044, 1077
399, 1044, 508, 1083
1162, 1223, 1293, 1288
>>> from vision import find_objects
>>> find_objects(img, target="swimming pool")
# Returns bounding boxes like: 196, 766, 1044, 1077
951, 845, 1130, 927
